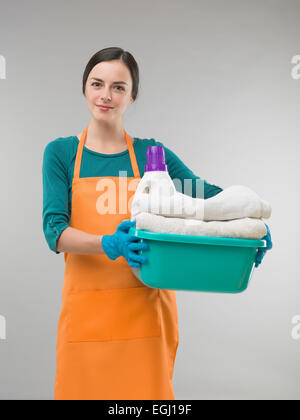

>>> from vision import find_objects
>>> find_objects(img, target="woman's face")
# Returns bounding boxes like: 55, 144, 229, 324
84, 60, 134, 123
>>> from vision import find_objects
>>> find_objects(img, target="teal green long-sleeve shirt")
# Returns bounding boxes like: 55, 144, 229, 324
42, 135, 223, 254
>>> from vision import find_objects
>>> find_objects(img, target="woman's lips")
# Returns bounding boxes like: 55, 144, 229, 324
97, 105, 113, 111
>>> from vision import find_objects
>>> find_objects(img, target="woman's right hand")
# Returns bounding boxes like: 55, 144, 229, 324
101, 220, 149, 268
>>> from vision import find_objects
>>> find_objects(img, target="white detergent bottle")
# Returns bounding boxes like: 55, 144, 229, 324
131, 145, 176, 221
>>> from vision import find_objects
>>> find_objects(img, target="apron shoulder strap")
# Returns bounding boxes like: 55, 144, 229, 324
73, 127, 87, 181
124, 129, 140, 178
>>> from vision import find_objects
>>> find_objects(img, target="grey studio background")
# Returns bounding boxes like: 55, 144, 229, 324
0, 0, 299, 400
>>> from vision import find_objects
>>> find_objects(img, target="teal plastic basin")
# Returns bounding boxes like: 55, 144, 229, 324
129, 227, 266, 294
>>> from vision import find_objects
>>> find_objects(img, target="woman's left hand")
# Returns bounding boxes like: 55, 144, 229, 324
255, 223, 273, 268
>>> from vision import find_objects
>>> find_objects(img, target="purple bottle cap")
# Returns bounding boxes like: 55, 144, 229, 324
144, 146, 168, 172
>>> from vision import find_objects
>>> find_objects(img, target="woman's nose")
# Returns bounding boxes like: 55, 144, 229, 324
101, 88, 111, 101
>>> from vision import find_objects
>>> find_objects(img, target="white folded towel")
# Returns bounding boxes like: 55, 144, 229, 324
135, 212, 267, 239
131, 185, 272, 221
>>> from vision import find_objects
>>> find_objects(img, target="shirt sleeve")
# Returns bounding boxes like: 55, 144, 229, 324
42, 139, 70, 254
156, 141, 223, 199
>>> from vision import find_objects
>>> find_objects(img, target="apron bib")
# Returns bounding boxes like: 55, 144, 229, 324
54, 126, 179, 400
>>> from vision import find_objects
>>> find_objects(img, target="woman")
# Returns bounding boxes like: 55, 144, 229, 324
42, 47, 225, 400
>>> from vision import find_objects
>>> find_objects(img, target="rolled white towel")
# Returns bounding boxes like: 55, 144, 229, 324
134, 212, 267, 239
204, 185, 271, 221
131, 185, 272, 221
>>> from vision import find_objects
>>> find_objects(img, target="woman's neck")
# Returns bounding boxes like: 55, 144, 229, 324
87, 119, 126, 146
77, 119, 132, 154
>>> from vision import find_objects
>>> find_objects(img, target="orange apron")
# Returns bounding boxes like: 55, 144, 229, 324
54, 126, 179, 400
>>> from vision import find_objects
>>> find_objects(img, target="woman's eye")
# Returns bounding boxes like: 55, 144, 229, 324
91, 82, 124, 91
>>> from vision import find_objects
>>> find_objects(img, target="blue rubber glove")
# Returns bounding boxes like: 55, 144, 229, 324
101, 220, 149, 268
255, 223, 273, 268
